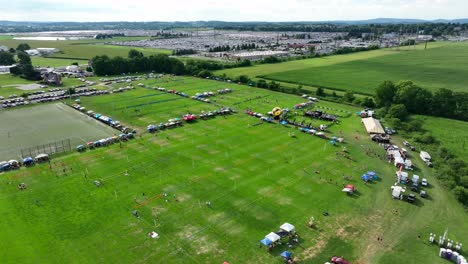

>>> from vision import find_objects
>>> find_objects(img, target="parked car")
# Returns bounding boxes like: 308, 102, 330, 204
420, 190, 427, 198
421, 178, 428, 186
411, 183, 419, 192
407, 193, 416, 203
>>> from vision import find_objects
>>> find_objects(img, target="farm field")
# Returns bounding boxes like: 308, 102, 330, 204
0, 103, 118, 160
0, 76, 466, 263
0, 37, 171, 62
216, 42, 468, 94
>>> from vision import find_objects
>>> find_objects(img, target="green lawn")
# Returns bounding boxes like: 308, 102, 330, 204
0, 77, 466, 263
216, 42, 468, 95
31, 57, 89, 67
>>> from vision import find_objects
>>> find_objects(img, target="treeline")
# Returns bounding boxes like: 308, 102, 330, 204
172, 49, 197, 56
91, 50, 185, 76
217, 23, 468, 37
209, 44, 257, 52
375, 80, 468, 121
333, 45, 379, 55
91, 49, 252, 77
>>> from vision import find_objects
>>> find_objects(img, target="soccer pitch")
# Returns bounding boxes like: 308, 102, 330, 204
0, 103, 118, 160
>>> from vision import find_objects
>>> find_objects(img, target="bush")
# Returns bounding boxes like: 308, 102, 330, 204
316, 87, 325, 97
387, 104, 408, 120
453, 186, 468, 206
414, 132, 436, 144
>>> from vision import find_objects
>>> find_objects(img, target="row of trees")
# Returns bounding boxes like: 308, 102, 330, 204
209, 43, 257, 52
92, 49, 254, 77
375, 80, 468, 121
92, 51, 185, 76
333, 45, 379, 55
172, 49, 197, 56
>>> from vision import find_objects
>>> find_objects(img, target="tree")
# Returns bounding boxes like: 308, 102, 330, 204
16, 43, 31, 52
238, 75, 250, 83
316, 87, 325, 96
361, 97, 376, 108
17, 51, 31, 65
387, 104, 408, 120
0, 51, 15, 65
432, 88, 456, 118
308, 46, 316, 54
452, 186, 468, 206
8, 48, 15, 53
128, 49, 143, 59
343, 90, 355, 103
394, 81, 432, 114
375, 80, 396, 107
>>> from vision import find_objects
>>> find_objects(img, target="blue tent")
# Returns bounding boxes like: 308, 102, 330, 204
281, 251, 292, 258
366, 171, 376, 176
1, 163, 11, 170
94, 114, 101, 118
260, 238, 272, 246
330, 140, 336, 145
280, 121, 288, 125
361, 174, 371, 181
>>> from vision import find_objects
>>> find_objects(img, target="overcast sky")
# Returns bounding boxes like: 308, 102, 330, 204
0, 0, 466, 22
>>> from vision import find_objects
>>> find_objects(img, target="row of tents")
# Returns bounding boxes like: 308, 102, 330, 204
304, 110, 337, 122
147, 108, 235, 133
293, 101, 314, 110
0, 154, 49, 172
260, 223, 296, 247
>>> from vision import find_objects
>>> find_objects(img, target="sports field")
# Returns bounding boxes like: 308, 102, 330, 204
216, 42, 468, 94
0, 77, 466, 263
0, 103, 118, 160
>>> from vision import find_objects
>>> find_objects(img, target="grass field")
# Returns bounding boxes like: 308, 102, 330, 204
0, 75, 91, 97
31, 57, 89, 67
0, 103, 118, 160
216, 42, 468, 95
0, 37, 171, 63
411, 115, 468, 158
0, 77, 466, 263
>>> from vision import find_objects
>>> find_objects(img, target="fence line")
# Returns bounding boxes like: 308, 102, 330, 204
20, 138, 72, 158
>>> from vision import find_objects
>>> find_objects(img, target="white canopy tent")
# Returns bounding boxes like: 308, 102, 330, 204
265, 232, 281, 243
280, 223, 295, 233
362, 117, 385, 134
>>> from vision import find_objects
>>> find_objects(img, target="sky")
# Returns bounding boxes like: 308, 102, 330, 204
0, 0, 466, 22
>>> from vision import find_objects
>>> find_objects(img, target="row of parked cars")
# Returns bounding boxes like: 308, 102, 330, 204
77, 133, 135, 152
0, 154, 49, 173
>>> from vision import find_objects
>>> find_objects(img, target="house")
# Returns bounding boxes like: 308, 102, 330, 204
0, 65, 15, 74
42, 72, 63, 86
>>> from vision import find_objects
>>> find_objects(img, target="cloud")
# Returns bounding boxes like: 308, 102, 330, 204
0, 0, 466, 22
